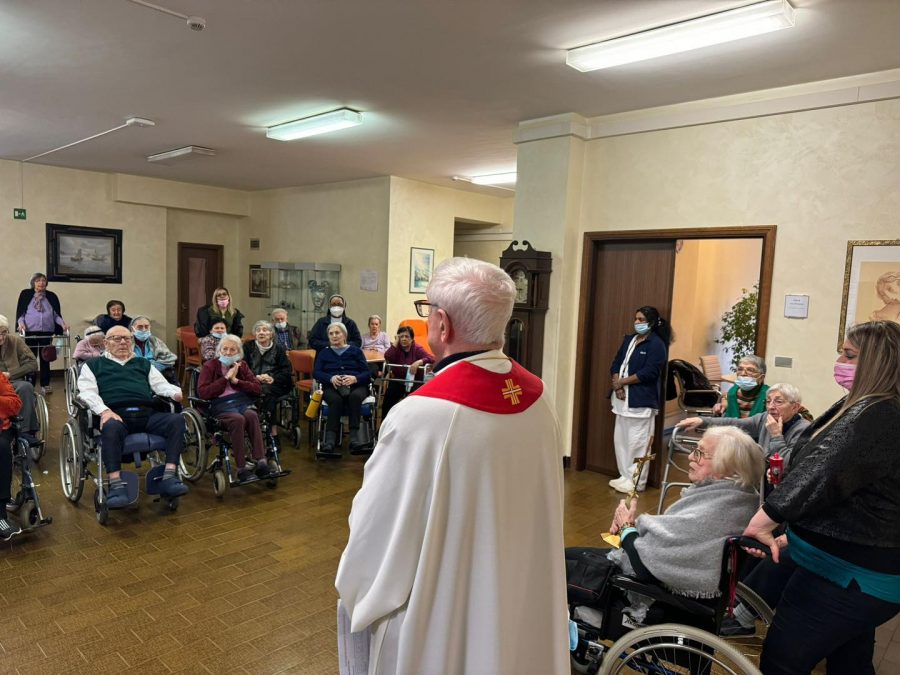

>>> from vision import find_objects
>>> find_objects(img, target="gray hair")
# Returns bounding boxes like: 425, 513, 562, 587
271, 308, 288, 320
425, 257, 516, 349
368, 314, 382, 326
130, 315, 151, 328
767, 382, 801, 404
216, 334, 243, 356
327, 322, 348, 338
738, 355, 767, 376
704, 426, 765, 489
252, 320, 273, 334
0, 314, 7, 329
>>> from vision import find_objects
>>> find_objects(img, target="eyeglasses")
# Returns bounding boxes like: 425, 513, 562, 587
0, 330, 8, 337
106, 335, 133, 343
414, 300, 436, 318
735, 366, 760, 375
766, 398, 788, 406
689, 447, 713, 461
395, 333, 412, 340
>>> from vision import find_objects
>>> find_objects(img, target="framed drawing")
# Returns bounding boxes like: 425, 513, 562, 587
838, 239, 900, 347
46, 223, 123, 284
409, 247, 434, 294
249, 265, 271, 298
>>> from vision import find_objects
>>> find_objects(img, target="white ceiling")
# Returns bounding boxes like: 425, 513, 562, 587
2, 0, 899, 192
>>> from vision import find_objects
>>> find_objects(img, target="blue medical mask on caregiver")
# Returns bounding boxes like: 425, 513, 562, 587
133, 329, 151, 341
218, 354, 240, 366
735, 375, 759, 390
634, 322, 651, 335
210, 331, 225, 340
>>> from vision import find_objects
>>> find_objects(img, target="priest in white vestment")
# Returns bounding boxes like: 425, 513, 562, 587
336, 257, 569, 675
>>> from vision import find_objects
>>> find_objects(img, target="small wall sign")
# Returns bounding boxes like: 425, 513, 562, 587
784, 294, 810, 319
13, 208, 26, 220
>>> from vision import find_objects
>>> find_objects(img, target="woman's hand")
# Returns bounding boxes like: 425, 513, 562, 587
345, 375, 357, 385
611, 374, 620, 390
676, 417, 703, 430
226, 363, 240, 382
610, 497, 638, 535
765, 413, 783, 437
330, 375, 342, 387
615, 388, 626, 401
409, 360, 422, 376
17, 323, 26, 333
712, 400, 726, 415
743, 508, 783, 562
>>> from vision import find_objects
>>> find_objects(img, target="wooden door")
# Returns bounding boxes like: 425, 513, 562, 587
177, 243, 223, 328
575, 239, 676, 481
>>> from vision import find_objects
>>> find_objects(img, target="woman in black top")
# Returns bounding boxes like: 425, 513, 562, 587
195, 287, 244, 337
15, 272, 67, 391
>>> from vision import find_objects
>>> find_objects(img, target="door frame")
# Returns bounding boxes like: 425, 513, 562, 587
571, 225, 777, 472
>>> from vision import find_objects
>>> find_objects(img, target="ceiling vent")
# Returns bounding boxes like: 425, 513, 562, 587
147, 145, 216, 163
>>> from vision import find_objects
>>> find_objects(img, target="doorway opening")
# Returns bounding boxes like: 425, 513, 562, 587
177, 243, 223, 329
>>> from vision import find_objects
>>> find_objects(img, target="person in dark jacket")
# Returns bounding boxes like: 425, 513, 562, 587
381, 324, 434, 419
313, 322, 370, 453
608, 305, 670, 494
744, 321, 900, 674
195, 287, 244, 338
96, 300, 132, 333
15, 272, 68, 392
307, 294, 361, 352
242, 320, 292, 430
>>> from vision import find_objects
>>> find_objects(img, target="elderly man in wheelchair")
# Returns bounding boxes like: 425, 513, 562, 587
76, 326, 188, 510
567, 426, 767, 673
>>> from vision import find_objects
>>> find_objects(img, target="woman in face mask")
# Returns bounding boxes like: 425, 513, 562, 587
744, 321, 900, 674
129, 316, 178, 383
197, 334, 274, 482
715, 355, 770, 419
200, 320, 228, 362
243, 320, 293, 434
608, 306, 672, 494
195, 287, 244, 338
307, 294, 362, 352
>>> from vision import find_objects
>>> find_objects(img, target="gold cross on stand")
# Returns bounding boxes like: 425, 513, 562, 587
600, 437, 656, 549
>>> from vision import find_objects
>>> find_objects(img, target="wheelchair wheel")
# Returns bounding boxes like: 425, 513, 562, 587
291, 425, 302, 448
179, 408, 207, 482
213, 469, 228, 498
7, 446, 26, 513
599, 623, 760, 675
59, 421, 85, 503
721, 582, 774, 666
22, 501, 40, 528
64, 365, 78, 417
31, 394, 50, 462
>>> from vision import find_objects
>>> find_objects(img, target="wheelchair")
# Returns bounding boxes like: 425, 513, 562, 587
312, 380, 377, 460
569, 536, 773, 675
59, 397, 185, 524
16, 330, 56, 464
179, 394, 291, 497
6, 417, 53, 533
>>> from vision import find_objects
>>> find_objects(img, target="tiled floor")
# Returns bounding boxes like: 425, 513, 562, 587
2, 383, 897, 673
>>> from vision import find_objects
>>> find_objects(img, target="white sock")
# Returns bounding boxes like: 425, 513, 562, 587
733, 602, 756, 628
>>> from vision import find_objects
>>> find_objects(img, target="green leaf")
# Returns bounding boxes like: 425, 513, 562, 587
714, 284, 759, 369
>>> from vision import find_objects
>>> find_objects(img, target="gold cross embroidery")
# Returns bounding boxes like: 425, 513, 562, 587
501, 378, 523, 405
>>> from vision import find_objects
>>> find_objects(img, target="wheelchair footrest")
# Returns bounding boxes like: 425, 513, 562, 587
349, 445, 374, 456
315, 451, 343, 460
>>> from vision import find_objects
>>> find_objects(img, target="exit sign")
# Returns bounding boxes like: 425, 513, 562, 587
13, 208, 26, 220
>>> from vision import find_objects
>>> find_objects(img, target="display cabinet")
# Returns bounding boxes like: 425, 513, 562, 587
261, 262, 341, 340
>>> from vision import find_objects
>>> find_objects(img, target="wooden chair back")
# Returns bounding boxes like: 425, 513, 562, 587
287, 349, 316, 393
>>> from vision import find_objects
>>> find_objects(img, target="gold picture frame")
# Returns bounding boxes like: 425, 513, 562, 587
838, 239, 900, 348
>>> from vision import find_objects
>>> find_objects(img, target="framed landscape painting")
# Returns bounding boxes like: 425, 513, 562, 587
409, 247, 434, 294
46, 223, 122, 284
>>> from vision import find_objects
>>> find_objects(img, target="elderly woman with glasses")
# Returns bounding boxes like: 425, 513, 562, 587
567, 426, 764, 603
313, 322, 371, 454
15, 272, 68, 394
381, 324, 434, 419
713, 355, 770, 419
195, 287, 244, 338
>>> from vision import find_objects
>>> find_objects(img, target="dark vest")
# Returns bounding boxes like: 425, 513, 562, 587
86, 356, 154, 406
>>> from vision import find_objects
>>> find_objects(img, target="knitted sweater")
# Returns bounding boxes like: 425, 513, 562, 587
0, 333, 38, 381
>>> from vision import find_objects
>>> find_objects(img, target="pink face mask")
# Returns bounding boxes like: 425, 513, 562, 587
217, 298, 229, 309
833, 362, 856, 390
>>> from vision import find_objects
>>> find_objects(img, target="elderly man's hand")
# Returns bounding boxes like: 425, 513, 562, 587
765, 413, 783, 437
172, 390, 184, 403
99, 409, 123, 428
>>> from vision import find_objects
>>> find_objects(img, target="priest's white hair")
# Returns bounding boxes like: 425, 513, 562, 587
426, 257, 516, 349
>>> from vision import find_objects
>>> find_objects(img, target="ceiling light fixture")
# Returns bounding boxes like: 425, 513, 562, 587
147, 145, 216, 163
22, 116, 156, 163
125, 0, 206, 31
566, 0, 795, 72
452, 172, 517, 191
266, 108, 363, 141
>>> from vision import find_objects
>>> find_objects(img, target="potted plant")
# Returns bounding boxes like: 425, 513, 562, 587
715, 284, 759, 370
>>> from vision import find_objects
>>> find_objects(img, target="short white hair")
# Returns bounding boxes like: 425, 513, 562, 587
327, 322, 348, 338
253, 320, 273, 334
425, 257, 516, 349
271, 308, 288, 319
767, 382, 801, 404
704, 426, 764, 489
216, 334, 243, 355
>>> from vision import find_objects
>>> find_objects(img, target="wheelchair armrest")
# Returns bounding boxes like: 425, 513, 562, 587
609, 575, 716, 618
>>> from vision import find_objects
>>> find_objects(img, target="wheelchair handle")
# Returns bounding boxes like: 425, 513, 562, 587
727, 535, 772, 558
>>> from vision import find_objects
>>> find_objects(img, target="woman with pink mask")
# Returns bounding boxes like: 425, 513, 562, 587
194, 287, 245, 338
744, 321, 900, 674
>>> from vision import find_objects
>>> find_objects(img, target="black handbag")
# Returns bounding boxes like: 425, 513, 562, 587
565, 547, 618, 607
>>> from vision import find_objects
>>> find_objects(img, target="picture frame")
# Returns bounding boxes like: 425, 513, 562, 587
838, 239, 900, 348
46, 223, 123, 284
409, 247, 434, 294
249, 265, 271, 298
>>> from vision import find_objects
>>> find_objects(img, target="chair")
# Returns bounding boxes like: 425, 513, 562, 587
700, 354, 734, 387
287, 349, 316, 447
176, 326, 201, 390
667, 359, 721, 414
398, 318, 432, 356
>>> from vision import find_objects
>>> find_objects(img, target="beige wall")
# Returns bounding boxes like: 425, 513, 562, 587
515, 98, 900, 452
452, 238, 509, 265
669, 238, 763, 371
386, 177, 513, 332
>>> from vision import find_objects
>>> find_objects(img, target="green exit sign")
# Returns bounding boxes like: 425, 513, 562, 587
13, 208, 26, 220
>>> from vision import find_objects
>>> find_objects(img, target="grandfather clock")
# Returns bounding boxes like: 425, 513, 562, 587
500, 241, 552, 376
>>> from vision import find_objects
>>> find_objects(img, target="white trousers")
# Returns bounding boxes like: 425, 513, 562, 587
613, 413, 655, 490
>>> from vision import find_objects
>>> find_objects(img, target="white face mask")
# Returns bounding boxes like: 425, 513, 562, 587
274, 321, 287, 330
330, 306, 344, 318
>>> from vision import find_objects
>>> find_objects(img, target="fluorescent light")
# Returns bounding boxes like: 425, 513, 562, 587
470, 172, 517, 186
147, 145, 216, 162
567, 0, 795, 72
266, 108, 363, 141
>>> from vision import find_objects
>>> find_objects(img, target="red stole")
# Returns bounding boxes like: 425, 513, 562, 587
411, 359, 542, 414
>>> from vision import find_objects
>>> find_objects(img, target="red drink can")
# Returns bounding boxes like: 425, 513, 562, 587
769, 452, 784, 485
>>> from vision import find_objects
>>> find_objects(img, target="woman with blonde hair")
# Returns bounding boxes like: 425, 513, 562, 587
195, 287, 244, 338
745, 321, 900, 674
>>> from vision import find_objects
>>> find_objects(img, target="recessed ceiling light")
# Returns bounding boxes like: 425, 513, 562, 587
567, 0, 795, 72
266, 108, 363, 141
147, 145, 216, 162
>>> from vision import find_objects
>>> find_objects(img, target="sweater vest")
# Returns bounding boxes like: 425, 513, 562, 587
86, 357, 154, 406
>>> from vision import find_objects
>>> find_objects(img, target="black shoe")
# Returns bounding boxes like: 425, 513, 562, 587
20, 432, 40, 447
254, 462, 275, 479
158, 476, 188, 498
719, 617, 755, 637
322, 431, 337, 452
0, 518, 22, 541
237, 467, 254, 483
106, 483, 131, 509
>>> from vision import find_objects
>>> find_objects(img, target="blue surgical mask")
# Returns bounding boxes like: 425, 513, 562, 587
218, 354, 240, 366
735, 375, 758, 391
634, 322, 650, 335
210, 331, 225, 340
133, 329, 151, 341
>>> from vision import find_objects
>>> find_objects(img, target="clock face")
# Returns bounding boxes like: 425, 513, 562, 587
513, 270, 529, 304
